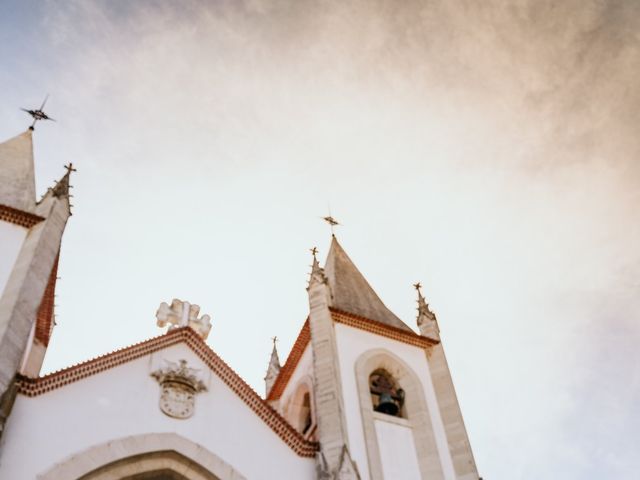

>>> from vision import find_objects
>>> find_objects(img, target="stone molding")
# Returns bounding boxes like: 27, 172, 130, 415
331, 309, 438, 349
354, 348, 445, 480
0, 204, 44, 228
16, 327, 318, 457
37, 432, 246, 480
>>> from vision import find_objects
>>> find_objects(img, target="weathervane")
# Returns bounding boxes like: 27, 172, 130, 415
21, 95, 55, 130
322, 215, 340, 235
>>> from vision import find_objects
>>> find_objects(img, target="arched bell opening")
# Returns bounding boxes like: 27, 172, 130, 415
369, 368, 405, 418
284, 379, 317, 440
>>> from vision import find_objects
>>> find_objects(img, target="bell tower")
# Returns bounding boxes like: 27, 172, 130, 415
301, 235, 479, 480
0, 129, 73, 435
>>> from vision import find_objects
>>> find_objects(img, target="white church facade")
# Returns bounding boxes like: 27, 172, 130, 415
0, 128, 480, 479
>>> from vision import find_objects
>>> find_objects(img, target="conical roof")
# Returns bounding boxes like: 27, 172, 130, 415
324, 236, 412, 331
0, 130, 36, 213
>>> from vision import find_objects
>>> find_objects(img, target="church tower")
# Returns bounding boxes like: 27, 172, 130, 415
0, 129, 73, 434
269, 236, 479, 479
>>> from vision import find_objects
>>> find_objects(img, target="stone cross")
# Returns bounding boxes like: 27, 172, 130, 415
156, 299, 212, 340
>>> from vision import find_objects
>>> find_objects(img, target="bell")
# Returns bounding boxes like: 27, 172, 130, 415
375, 392, 399, 416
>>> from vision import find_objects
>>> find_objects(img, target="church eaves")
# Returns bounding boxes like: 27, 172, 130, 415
0, 130, 36, 214
323, 236, 413, 332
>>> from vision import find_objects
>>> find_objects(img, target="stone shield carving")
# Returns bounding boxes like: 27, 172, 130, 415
151, 359, 207, 419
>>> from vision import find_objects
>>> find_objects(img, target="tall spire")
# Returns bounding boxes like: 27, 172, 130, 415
0, 130, 36, 213
414, 282, 439, 339
264, 336, 281, 397
323, 236, 412, 331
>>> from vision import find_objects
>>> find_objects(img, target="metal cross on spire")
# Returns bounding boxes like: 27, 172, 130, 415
271, 335, 278, 347
21, 95, 56, 130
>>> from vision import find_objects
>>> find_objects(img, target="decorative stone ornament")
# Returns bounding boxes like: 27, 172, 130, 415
156, 299, 212, 340
151, 359, 207, 419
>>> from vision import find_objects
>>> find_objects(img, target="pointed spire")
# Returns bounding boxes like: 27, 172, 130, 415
0, 130, 36, 213
414, 282, 439, 339
50, 163, 75, 199
324, 236, 412, 331
264, 336, 281, 397
37, 163, 75, 217
308, 246, 328, 289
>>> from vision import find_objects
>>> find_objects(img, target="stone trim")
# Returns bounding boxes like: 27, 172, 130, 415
267, 320, 310, 401
38, 432, 246, 480
331, 308, 438, 349
16, 327, 318, 457
0, 204, 44, 228
355, 349, 445, 480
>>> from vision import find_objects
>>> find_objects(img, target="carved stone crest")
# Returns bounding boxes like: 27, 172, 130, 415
151, 359, 207, 419
156, 299, 212, 340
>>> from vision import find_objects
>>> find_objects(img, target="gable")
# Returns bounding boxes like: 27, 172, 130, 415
16, 327, 317, 458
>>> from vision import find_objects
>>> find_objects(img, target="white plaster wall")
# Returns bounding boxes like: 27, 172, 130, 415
0, 221, 27, 298
279, 344, 313, 409
0, 342, 315, 479
375, 418, 422, 480
334, 323, 456, 480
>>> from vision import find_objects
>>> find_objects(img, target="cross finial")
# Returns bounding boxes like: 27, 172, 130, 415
413, 282, 422, 293
64, 163, 77, 174
310, 246, 318, 258
271, 335, 278, 346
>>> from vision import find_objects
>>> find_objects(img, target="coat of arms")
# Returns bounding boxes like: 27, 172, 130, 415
151, 359, 207, 419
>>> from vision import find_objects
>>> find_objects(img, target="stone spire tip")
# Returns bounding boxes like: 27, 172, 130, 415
415, 282, 439, 339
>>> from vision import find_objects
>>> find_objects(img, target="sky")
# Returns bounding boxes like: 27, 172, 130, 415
1, 0, 639, 478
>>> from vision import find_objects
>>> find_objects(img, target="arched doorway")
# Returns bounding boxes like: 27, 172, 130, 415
39, 433, 246, 480
78, 450, 219, 480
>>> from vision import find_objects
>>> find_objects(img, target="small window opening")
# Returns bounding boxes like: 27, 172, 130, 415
369, 369, 404, 417
302, 392, 312, 434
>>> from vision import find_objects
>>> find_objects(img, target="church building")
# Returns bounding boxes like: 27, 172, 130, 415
0, 128, 480, 479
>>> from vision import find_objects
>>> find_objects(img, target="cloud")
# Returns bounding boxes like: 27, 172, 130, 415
2, 0, 638, 477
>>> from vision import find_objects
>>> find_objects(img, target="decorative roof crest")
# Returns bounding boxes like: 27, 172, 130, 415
156, 299, 212, 340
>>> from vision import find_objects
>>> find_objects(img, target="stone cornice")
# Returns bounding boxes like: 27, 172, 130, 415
330, 308, 439, 348
0, 204, 44, 228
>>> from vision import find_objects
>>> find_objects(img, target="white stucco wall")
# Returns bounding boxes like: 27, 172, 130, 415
0, 342, 314, 479
334, 323, 457, 480
375, 417, 422, 480
279, 344, 313, 409
0, 221, 27, 298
